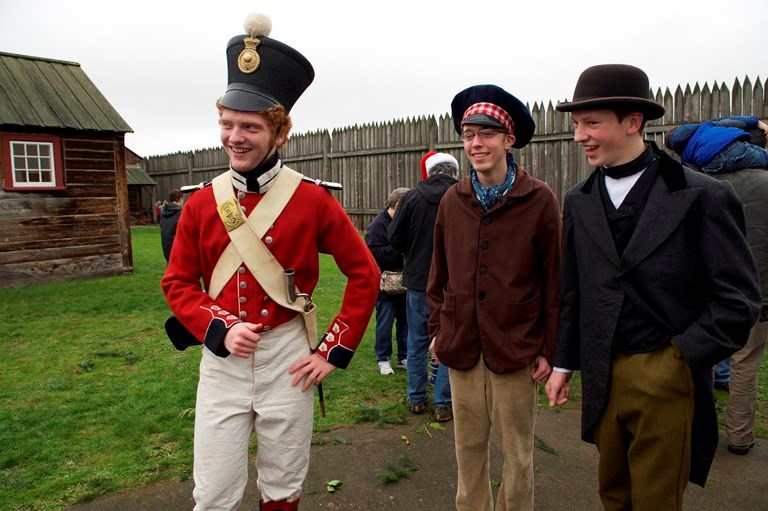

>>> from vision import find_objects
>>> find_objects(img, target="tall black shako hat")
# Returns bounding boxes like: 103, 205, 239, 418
555, 64, 664, 120
220, 13, 314, 113
451, 84, 535, 149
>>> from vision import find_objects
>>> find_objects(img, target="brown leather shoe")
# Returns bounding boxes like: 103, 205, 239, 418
727, 441, 755, 455
410, 403, 426, 414
434, 406, 453, 422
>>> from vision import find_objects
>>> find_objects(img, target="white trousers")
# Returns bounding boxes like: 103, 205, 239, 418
193, 316, 314, 510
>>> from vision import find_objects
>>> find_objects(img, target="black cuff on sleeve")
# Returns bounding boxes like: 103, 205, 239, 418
203, 319, 232, 358
324, 345, 354, 369
164, 316, 201, 351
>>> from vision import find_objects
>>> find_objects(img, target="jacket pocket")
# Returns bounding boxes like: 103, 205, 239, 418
437, 290, 457, 349
505, 294, 543, 360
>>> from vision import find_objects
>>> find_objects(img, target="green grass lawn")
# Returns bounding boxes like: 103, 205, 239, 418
0, 226, 765, 510
0, 226, 410, 511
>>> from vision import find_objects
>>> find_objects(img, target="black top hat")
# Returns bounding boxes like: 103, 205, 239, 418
219, 13, 314, 113
451, 85, 535, 148
555, 64, 664, 120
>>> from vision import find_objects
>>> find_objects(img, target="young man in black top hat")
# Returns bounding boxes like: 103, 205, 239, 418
546, 64, 760, 511
162, 12, 379, 511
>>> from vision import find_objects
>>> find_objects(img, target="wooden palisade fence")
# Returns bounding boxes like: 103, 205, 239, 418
145, 76, 767, 230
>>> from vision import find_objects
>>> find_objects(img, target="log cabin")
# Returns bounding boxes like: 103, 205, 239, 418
0, 52, 134, 288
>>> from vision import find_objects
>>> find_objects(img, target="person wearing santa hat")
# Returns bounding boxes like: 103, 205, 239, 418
387, 151, 459, 422
427, 84, 562, 510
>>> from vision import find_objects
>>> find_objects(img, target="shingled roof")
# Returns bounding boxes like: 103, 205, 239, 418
0, 51, 132, 133
127, 167, 157, 186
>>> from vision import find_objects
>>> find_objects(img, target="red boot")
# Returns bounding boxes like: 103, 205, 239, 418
260, 498, 300, 511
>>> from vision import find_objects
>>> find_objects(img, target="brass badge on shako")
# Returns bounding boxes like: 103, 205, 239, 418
238, 36, 261, 74
238, 12, 272, 74
218, 197, 246, 232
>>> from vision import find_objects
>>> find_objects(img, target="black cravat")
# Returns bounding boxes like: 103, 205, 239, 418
234, 151, 280, 192
601, 145, 655, 179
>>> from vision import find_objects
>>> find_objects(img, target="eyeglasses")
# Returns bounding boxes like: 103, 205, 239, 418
459, 128, 507, 142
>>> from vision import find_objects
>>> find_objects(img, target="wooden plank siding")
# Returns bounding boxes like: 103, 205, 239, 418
145, 76, 767, 230
0, 133, 132, 288
0, 52, 133, 289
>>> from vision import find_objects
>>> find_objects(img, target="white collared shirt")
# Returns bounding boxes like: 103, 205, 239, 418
604, 169, 645, 208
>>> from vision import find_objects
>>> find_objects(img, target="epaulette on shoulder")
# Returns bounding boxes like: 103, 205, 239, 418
180, 182, 212, 194
301, 176, 343, 191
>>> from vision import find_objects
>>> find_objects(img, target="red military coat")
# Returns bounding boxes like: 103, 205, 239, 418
161, 166, 379, 368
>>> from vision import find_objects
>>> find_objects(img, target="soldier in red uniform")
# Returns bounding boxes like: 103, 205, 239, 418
161, 12, 379, 511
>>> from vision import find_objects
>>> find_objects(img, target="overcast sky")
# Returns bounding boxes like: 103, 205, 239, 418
1, 0, 766, 157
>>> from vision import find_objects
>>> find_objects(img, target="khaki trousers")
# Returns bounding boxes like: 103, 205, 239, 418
193, 317, 313, 511
593, 344, 694, 511
451, 355, 538, 511
725, 320, 768, 447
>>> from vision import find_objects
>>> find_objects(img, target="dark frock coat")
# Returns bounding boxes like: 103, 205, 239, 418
554, 149, 761, 486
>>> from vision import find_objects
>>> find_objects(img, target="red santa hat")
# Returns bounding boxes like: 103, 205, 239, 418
424, 152, 459, 177
420, 151, 437, 180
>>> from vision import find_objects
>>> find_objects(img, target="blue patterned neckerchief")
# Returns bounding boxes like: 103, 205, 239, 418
470, 153, 517, 211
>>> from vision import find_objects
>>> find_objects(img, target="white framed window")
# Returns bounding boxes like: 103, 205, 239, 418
2, 133, 64, 191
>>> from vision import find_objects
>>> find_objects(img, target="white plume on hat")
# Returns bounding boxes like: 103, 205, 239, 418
244, 12, 272, 37
425, 153, 459, 176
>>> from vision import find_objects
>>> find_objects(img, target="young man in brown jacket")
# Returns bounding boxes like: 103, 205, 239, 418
427, 84, 562, 510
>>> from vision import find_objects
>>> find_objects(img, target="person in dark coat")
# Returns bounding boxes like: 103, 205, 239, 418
387, 152, 458, 422
666, 119, 768, 392
718, 165, 768, 456
666, 126, 768, 456
159, 188, 183, 262
546, 64, 761, 511
365, 187, 409, 375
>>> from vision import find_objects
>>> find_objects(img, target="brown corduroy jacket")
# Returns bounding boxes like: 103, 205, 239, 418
427, 167, 562, 374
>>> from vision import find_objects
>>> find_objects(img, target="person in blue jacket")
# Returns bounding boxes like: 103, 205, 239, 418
664, 116, 768, 174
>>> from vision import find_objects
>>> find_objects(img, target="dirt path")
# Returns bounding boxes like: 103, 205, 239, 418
67, 408, 768, 510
